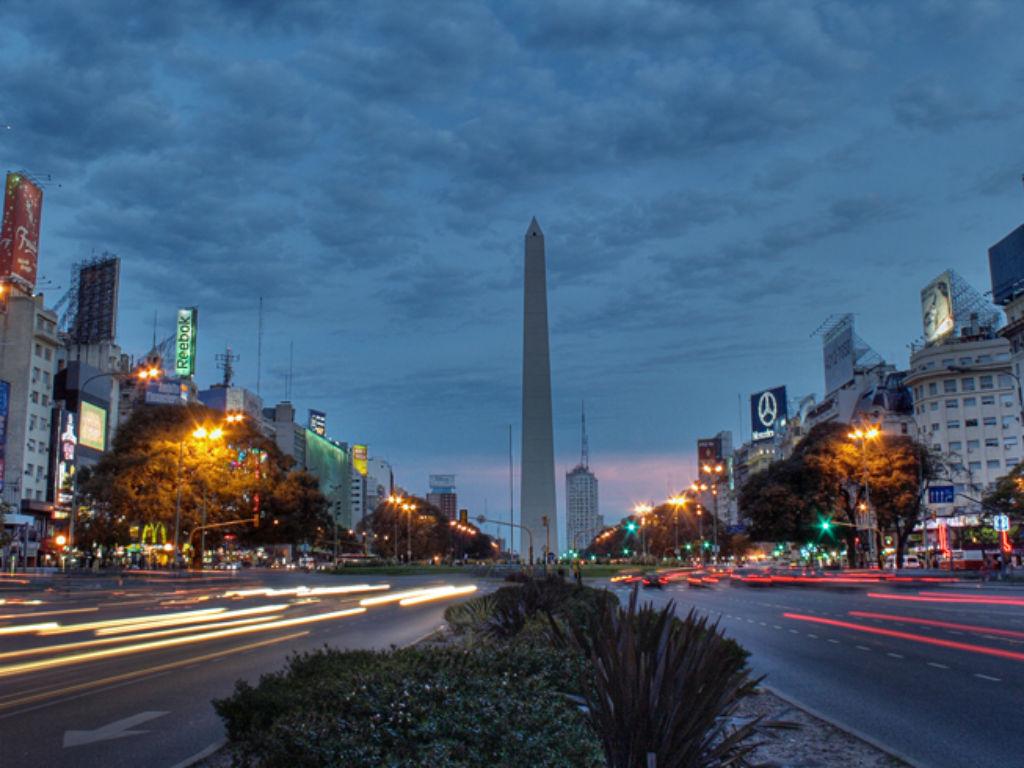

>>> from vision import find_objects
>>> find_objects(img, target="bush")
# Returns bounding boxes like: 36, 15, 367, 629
553, 588, 763, 768
213, 636, 603, 767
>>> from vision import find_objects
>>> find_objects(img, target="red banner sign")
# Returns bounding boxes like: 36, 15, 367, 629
0, 173, 42, 291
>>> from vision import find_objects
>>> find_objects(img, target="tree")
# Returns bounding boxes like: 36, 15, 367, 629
737, 422, 934, 567
80, 404, 328, 561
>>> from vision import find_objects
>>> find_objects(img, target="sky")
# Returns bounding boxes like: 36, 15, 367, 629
3, 0, 1024, 549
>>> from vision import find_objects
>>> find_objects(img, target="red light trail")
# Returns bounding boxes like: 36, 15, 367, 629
783, 613, 1024, 662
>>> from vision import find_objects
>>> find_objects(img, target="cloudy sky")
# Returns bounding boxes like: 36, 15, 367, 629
4, 1, 1024, 548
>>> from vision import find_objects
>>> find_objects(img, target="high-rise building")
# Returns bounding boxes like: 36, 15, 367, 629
427, 474, 457, 520
566, 403, 598, 554
520, 218, 557, 560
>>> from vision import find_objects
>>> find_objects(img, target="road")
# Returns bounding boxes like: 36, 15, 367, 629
615, 575, 1024, 768
0, 568, 484, 768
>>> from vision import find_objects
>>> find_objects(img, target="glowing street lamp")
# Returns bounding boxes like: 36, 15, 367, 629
633, 503, 652, 557
173, 424, 226, 566
848, 424, 880, 566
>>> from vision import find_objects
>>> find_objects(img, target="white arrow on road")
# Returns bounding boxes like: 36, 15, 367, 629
63, 711, 169, 747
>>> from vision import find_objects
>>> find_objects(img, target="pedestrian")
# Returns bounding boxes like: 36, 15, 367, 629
572, 558, 582, 585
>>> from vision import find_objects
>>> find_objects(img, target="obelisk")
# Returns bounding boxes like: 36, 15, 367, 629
520, 217, 557, 563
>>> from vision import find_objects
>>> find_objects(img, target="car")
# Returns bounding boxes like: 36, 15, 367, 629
641, 572, 669, 588
885, 554, 921, 569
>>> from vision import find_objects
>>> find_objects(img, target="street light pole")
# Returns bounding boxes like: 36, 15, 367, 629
477, 515, 533, 574
848, 424, 880, 567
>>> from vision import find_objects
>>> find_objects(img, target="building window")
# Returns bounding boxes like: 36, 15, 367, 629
978, 355, 992, 363
949, 441, 962, 452
987, 459, 1001, 470
961, 377, 976, 391
1005, 437, 1018, 449
31, 367, 39, 383
30, 391, 38, 404
43, 371, 50, 387
29, 415, 36, 430
980, 375, 994, 389
44, 347, 51, 361
947, 421, 961, 429
960, 357, 973, 365
965, 418, 978, 428
945, 400, 958, 408
985, 438, 999, 448
943, 379, 958, 393
984, 416, 997, 427
969, 461, 982, 472
930, 402, 939, 411
963, 397, 977, 407
942, 359, 955, 367
1001, 394, 1015, 407
35, 466, 43, 480
1004, 416, 1016, 429
26, 439, 34, 451
41, 394, 49, 406
928, 383, 939, 396
25, 463, 32, 475
997, 352, 1010, 361
967, 439, 980, 452
1008, 457, 1020, 466
932, 423, 941, 432
982, 395, 996, 405
34, 343, 41, 357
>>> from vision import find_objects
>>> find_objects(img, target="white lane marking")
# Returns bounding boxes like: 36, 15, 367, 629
856, 645, 871, 651
928, 662, 948, 669
168, 739, 228, 768
827, 639, 840, 644
773, 625, 782, 630
807, 633, 818, 639
789, 629, 799, 634
64, 711, 168, 748
974, 673, 1001, 682
887, 652, 904, 659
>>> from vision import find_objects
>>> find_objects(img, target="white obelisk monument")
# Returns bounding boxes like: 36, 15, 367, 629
520, 217, 557, 563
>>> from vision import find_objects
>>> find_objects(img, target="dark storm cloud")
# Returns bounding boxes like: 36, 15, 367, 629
890, 79, 1003, 133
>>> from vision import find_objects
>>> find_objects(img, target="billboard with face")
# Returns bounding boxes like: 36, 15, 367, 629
751, 386, 787, 442
921, 271, 955, 344
309, 409, 326, 436
0, 173, 43, 291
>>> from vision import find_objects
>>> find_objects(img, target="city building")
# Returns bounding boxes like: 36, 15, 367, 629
364, 456, 393, 513
566, 403, 599, 554
427, 474, 457, 520
905, 296, 1021, 520
198, 384, 263, 420
0, 290, 61, 566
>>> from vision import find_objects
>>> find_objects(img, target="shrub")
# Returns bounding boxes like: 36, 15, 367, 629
213, 637, 603, 767
553, 588, 764, 768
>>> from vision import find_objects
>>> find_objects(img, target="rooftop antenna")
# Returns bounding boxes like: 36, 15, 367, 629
257, 296, 263, 397
216, 345, 239, 387
152, 310, 157, 350
285, 340, 294, 400
580, 401, 589, 469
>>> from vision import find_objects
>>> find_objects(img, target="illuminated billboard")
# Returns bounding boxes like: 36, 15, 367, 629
697, 438, 720, 463
751, 386, 787, 442
0, 380, 9, 491
309, 409, 326, 436
0, 172, 43, 291
175, 307, 198, 377
79, 401, 107, 452
304, 429, 351, 528
921, 271, 954, 344
353, 444, 367, 475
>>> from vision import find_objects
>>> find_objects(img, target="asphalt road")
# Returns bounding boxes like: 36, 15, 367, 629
0, 569, 485, 768
614, 576, 1024, 768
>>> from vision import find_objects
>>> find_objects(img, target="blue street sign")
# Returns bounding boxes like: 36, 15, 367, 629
928, 486, 955, 504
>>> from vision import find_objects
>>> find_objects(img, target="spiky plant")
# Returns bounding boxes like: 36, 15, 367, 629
555, 588, 768, 768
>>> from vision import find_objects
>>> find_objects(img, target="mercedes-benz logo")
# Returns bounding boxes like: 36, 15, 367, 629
757, 391, 778, 428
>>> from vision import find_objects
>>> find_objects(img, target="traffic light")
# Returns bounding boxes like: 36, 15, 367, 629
459, 509, 468, 525
625, 521, 637, 533
252, 514, 259, 528
820, 518, 832, 532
